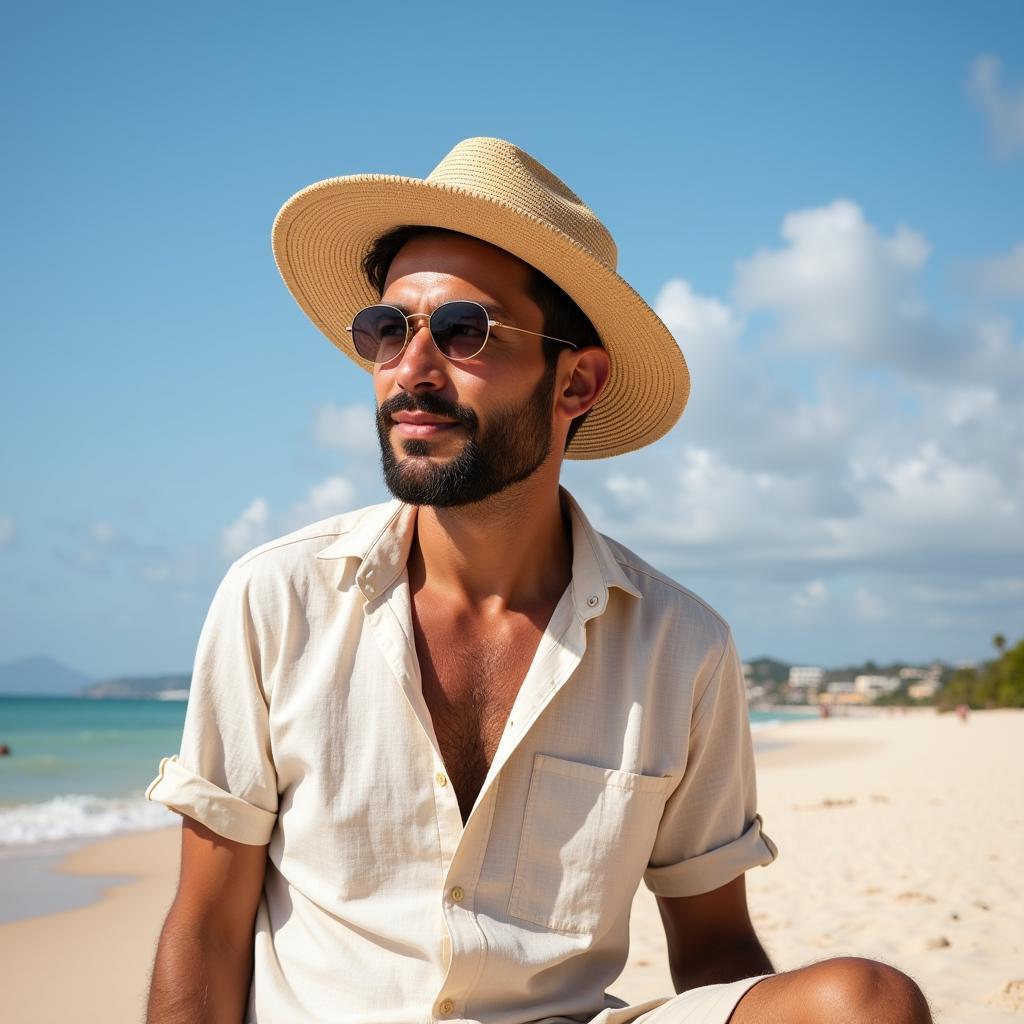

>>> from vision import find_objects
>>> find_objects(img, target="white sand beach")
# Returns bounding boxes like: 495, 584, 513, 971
1, 708, 1021, 1022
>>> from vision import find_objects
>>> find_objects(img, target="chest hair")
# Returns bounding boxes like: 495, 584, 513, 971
414, 607, 543, 823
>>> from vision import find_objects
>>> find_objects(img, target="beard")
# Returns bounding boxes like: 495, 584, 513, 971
376, 364, 556, 508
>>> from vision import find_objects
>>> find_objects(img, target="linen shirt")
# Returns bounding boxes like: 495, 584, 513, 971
146, 491, 778, 1024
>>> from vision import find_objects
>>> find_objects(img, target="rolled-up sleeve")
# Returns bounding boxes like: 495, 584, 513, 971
145, 561, 278, 846
644, 631, 778, 897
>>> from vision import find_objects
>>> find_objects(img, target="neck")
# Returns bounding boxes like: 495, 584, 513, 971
408, 467, 572, 612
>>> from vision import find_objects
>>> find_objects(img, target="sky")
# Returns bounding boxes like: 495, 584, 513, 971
1, 1, 1022, 679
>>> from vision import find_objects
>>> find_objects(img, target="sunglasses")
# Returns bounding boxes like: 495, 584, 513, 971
347, 299, 579, 364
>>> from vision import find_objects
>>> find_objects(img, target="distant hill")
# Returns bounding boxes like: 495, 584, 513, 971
79, 674, 191, 700
744, 657, 791, 686
0, 655, 96, 696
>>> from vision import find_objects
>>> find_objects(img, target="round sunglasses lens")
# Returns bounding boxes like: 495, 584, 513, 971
429, 302, 489, 360
351, 306, 407, 362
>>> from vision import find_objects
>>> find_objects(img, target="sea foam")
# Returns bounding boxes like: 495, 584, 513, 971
0, 793, 178, 846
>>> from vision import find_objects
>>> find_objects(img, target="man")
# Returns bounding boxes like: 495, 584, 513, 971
146, 138, 932, 1023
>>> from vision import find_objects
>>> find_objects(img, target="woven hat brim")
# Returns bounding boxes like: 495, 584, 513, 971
272, 174, 689, 460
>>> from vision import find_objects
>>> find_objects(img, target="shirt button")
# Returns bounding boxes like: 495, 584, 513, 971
450, 885, 465, 903
439, 998, 454, 1015
436, 772, 448, 787
587, 594, 599, 607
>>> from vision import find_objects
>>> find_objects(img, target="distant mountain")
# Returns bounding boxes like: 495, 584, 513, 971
0, 655, 96, 696
80, 673, 191, 700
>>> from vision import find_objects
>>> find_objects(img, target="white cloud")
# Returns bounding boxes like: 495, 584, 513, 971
284, 476, 356, 532
219, 475, 362, 565
793, 580, 829, 611
733, 200, 939, 374
88, 520, 120, 546
221, 498, 271, 560
966, 54, 1024, 157
0, 516, 14, 546
969, 242, 1024, 298
313, 402, 378, 457
565, 198, 1024, 641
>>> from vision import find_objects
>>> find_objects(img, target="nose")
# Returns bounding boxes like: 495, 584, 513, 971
392, 319, 447, 393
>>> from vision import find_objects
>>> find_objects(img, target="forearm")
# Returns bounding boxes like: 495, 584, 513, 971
669, 937, 775, 993
147, 914, 253, 1023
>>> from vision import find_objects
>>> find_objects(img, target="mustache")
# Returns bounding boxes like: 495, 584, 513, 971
377, 392, 479, 431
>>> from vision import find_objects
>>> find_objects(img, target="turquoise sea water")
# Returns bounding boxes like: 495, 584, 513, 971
0, 696, 816, 846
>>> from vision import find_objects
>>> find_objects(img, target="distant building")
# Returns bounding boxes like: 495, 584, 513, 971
854, 674, 901, 699
816, 681, 865, 705
907, 679, 940, 700
788, 666, 825, 689
827, 680, 857, 694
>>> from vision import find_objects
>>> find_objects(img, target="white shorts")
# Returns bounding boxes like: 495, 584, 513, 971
589, 974, 773, 1024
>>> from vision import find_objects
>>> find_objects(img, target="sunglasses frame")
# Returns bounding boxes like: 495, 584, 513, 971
347, 299, 579, 364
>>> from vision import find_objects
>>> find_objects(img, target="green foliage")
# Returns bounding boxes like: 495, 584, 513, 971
937, 636, 1024, 710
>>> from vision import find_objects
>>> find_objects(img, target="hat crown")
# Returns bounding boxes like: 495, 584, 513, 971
425, 137, 618, 269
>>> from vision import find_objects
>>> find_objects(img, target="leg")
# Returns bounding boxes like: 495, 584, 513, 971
728, 956, 933, 1024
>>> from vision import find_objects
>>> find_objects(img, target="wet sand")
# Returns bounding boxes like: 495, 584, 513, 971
2, 708, 1021, 1022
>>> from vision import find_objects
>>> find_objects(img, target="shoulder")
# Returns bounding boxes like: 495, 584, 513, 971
225, 500, 398, 583
600, 531, 732, 648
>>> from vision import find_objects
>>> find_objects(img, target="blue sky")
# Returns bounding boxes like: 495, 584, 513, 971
2, 1, 1022, 678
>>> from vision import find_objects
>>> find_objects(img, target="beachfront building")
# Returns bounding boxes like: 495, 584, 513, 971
788, 666, 825, 690
854, 674, 901, 699
816, 681, 865, 706
907, 679, 941, 700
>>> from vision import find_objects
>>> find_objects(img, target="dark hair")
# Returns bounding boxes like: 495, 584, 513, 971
362, 225, 604, 450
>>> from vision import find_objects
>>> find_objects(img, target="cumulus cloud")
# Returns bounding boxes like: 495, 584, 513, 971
88, 520, 121, 546
793, 580, 829, 612
733, 200, 946, 375
221, 498, 271, 560
966, 54, 1024, 156
313, 402, 378, 457
283, 476, 357, 532
0, 516, 14, 546
564, 197, 1024, 661
968, 242, 1024, 298
221, 476, 359, 562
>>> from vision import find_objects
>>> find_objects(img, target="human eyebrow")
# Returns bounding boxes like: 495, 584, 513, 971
382, 298, 515, 322
480, 301, 514, 322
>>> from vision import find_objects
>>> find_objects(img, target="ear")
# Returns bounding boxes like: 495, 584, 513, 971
555, 347, 611, 425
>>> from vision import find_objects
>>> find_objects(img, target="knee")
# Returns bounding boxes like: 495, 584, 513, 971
802, 956, 932, 1024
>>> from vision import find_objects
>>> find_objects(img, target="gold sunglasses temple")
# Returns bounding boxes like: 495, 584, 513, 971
487, 321, 578, 349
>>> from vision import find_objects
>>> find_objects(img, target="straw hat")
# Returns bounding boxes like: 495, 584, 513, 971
271, 137, 689, 459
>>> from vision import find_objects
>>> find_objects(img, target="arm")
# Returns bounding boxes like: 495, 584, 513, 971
657, 873, 774, 993
147, 816, 268, 1023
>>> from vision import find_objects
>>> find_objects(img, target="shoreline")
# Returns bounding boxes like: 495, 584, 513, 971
2, 709, 1021, 1022
0, 827, 181, 1023
0, 713, 816, 925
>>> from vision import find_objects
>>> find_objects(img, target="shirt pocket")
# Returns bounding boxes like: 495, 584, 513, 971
507, 753, 673, 936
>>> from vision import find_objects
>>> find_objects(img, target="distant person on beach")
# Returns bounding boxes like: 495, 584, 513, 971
145, 139, 932, 1023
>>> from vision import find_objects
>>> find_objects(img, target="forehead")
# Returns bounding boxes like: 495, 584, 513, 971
381, 233, 535, 310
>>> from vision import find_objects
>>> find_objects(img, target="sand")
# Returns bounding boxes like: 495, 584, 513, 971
2, 708, 1021, 1022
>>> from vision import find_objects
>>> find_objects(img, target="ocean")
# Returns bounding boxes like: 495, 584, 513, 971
0, 696, 816, 923
0, 696, 815, 848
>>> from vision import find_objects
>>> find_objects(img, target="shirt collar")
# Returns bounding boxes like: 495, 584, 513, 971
560, 487, 642, 619
314, 489, 642, 615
